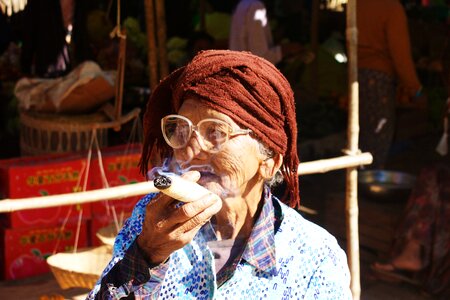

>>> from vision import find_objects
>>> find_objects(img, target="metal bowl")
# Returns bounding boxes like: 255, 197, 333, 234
358, 170, 416, 202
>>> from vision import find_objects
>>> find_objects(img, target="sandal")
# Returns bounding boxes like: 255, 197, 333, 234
370, 262, 421, 286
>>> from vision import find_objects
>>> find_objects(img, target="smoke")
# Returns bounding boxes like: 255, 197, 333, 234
147, 158, 242, 241
146, 157, 214, 180
147, 157, 238, 199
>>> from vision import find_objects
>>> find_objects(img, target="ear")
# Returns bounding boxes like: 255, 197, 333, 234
258, 154, 283, 180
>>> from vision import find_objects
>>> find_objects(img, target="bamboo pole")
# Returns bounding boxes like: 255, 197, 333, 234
0, 153, 372, 213
155, 0, 169, 79
345, 0, 361, 298
298, 152, 371, 175
144, 0, 158, 90
309, 0, 320, 102
114, 30, 127, 131
0, 181, 156, 213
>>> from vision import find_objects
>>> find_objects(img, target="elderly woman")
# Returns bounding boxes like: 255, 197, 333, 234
88, 50, 351, 299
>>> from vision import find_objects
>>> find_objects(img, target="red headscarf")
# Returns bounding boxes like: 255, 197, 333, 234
141, 50, 300, 208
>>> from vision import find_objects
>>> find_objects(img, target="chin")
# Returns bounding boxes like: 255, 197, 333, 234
200, 179, 225, 198
199, 175, 237, 199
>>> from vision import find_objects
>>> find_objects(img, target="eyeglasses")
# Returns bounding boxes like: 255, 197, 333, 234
161, 114, 252, 153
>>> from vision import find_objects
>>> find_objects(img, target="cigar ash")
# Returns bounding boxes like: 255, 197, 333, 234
154, 175, 172, 190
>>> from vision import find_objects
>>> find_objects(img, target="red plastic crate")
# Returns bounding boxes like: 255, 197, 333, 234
0, 222, 88, 280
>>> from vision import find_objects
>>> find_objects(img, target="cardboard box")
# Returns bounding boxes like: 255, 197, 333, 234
0, 153, 94, 228
0, 222, 88, 280
87, 144, 145, 247
90, 144, 145, 219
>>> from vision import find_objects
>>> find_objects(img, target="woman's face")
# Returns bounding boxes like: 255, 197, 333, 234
173, 99, 264, 199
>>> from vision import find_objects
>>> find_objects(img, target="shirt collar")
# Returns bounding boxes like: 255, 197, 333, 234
241, 186, 281, 276
200, 186, 283, 276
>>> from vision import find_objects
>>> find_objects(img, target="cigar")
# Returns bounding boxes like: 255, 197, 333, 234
153, 174, 217, 202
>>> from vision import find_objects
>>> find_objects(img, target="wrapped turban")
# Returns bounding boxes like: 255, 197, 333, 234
141, 50, 300, 208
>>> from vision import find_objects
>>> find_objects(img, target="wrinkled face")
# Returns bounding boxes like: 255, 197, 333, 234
173, 98, 264, 198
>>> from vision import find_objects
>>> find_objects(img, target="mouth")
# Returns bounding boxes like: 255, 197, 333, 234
180, 164, 214, 174
198, 171, 219, 183
176, 164, 218, 184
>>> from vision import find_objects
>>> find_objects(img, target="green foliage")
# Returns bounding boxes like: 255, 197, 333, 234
166, 36, 189, 68
167, 37, 188, 50
86, 10, 114, 47
123, 17, 148, 58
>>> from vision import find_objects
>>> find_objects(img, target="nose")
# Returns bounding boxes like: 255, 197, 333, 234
189, 130, 211, 158
175, 131, 210, 163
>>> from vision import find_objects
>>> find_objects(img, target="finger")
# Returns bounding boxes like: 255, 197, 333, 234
145, 192, 173, 212
176, 195, 222, 234
170, 223, 204, 247
144, 194, 182, 230
140, 194, 221, 261
153, 194, 216, 232
140, 197, 219, 259
146, 171, 208, 228
170, 193, 221, 224
165, 208, 218, 248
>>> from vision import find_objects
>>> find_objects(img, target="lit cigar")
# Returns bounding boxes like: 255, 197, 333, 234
153, 174, 217, 202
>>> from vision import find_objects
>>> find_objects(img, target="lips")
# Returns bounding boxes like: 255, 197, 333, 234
177, 164, 221, 188
182, 163, 214, 172
198, 171, 220, 185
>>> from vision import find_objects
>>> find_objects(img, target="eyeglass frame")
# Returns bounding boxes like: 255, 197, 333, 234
161, 114, 253, 153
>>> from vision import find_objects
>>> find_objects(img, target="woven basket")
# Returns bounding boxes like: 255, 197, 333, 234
19, 110, 109, 156
96, 223, 118, 248
47, 245, 112, 290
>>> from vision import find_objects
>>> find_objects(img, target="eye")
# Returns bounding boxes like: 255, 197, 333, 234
164, 118, 191, 147
201, 121, 228, 145
173, 124, 190, 142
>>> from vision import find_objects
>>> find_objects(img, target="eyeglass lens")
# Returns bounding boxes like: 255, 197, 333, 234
163, 117, 191, 148
163, 116, 230, 152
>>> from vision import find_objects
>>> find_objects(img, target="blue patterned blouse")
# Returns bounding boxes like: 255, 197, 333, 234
87, 188, 351, 299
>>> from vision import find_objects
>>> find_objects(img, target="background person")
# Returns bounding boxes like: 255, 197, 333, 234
371, 38, 450, 299
371, 163, 450, 297
229, 0, 303, 65
357, 0, 425, 169
88, 50, 351, 299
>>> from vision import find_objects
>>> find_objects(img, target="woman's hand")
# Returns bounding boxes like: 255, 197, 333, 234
137, 171, 222, 265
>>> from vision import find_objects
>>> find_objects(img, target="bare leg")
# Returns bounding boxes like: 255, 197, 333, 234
374, 239, 423, 272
